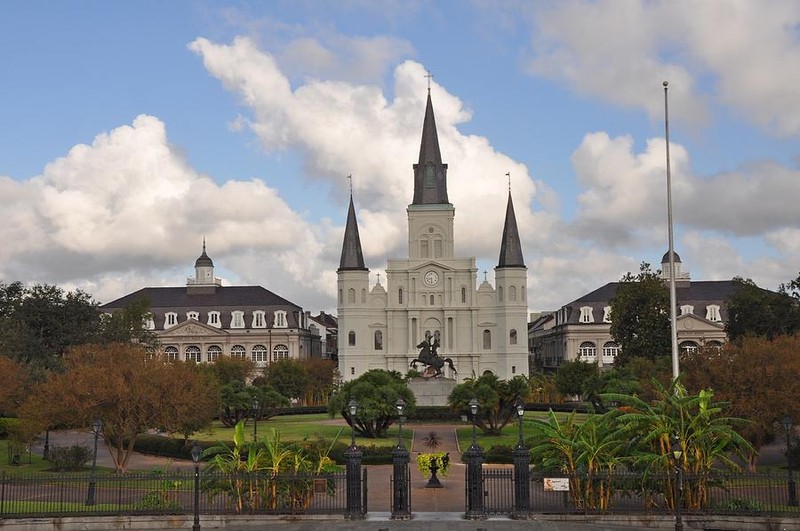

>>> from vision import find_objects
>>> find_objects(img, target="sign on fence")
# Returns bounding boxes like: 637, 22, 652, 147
543, 478, 570, 492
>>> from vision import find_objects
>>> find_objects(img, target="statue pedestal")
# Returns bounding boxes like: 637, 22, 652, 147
408, 378, 457, 407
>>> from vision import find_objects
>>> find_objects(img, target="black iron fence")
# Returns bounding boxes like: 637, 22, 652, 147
0, 470, 348, 519
479, 467, 800, 518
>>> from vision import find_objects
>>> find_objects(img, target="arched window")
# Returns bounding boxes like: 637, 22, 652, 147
461, 287, 466, 303
348, 331, 356, 346
483, 329, 492, 349
272, 344, 289, 361
498, 286, 504, 301
509, 329, 517, 345
185, 346, 201, 363
348, 288, 355, 303
602, 342, 619, 358
374, 330, 383, 350
398, 288, 403, 304
338, 289, 342, 304
231, 345, 246, 359
509, 286, 517, 301
680, 341, 699, 354
361, 288, 366, 303
187, 311, 199, 321
252, 344, 268, 363
579, 342, 596, 360
207, 345, 222, 362
164, 346, 179, 361
430, 294, 434, 305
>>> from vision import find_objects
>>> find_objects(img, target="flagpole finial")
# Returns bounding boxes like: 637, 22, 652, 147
663, 80, 669, 87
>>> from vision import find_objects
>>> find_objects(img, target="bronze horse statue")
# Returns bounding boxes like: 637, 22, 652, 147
410, 332, 457, 377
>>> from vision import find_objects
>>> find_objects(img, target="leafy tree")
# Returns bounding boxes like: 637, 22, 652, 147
725, 276, 800, 341
20, 343, 216, 472
97, 296, 158, 350
0, 282, 101, 371
155, 360, 220, 442
328, 369, 415, 438
527, 373, 563, 403
554, 360, 597, 398
448, 373, 528, 435
609, 262, 671, 365
303, 359, 338, 406
0, 355, 28, 416
218, 380, 289, 427
682, 335, 800, 468
205, 355, 256, 386
264, 358, 310, 403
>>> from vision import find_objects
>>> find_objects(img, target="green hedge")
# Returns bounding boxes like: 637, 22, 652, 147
406, 406, 463, 422
328, 441, 394, 465
132, 434, 219, 460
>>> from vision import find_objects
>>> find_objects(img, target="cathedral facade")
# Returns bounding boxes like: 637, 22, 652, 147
337, 92, 529, 383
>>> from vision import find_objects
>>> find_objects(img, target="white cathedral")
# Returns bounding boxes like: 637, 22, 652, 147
336, 91, 529, 383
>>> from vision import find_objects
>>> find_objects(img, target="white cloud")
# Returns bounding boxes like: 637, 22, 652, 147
521, 0, 800, 136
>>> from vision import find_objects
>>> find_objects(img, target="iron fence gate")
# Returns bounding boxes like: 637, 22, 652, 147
481, 467, 514, 516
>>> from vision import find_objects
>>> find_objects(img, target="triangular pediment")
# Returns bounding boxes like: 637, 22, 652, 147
159, 320, 228, 338
676, 313, 724, 331
408, 261, 455, 272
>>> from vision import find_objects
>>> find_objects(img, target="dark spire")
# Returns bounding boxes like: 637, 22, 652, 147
338, 195, 367, 271
412, 92, 449, 205
497, 192, 525, 268
194, 238, 214, 268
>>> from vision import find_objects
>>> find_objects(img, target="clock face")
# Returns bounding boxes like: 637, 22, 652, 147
424, 270, 439, 287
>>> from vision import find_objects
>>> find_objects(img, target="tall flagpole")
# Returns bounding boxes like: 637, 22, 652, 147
663, 81, 680, 381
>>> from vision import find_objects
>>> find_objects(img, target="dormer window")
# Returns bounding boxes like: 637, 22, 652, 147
144, 315, 155, 330
706, 304, 721, 322
602, 306, 612, 323
579, 306, 594, 323
207, 311, 221, 328
681, 305, 694, 316
165, 312, 178, 328
274, 310, 287, 328
231, 311, 245, 328
252, 310, 266, 328
187, 311, 199, 321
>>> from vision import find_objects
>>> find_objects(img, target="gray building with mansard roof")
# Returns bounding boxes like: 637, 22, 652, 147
529, 252, 736, 371
101, 242, 321, 367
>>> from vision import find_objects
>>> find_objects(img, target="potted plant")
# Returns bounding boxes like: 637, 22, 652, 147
416, 451, 450, 488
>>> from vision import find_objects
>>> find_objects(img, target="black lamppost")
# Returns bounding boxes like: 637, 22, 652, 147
512, 398, 530, 519
191, 441, 202, 531
782, 415, 798, 506
43, 427, 50, 460
345, 398, 363, 519
85, 418, 102, 506
251, 398, 259, 442
465, 397, 485, 520
671, 436, 684, 531
391, 397, 411, 519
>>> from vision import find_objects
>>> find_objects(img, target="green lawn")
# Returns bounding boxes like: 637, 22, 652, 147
189, 414, 411, 450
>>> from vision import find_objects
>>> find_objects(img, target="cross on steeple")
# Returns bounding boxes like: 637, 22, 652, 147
347, 174, 353, 195
424, 70, 434, 92
506, 172, 511, 192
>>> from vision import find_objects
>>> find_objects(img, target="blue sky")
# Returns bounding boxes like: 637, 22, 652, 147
2, 1, 799, 313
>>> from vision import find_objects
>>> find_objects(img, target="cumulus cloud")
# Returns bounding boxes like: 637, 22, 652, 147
521, 0, 800, 136
189, 36, 542, 270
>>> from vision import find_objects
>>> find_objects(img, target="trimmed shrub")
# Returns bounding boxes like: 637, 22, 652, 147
49, 445, 92, 471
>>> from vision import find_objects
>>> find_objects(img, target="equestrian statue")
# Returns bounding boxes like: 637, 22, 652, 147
410, 330, 457, 378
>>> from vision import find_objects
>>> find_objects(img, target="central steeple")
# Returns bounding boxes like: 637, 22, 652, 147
412, 91, 449, 205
